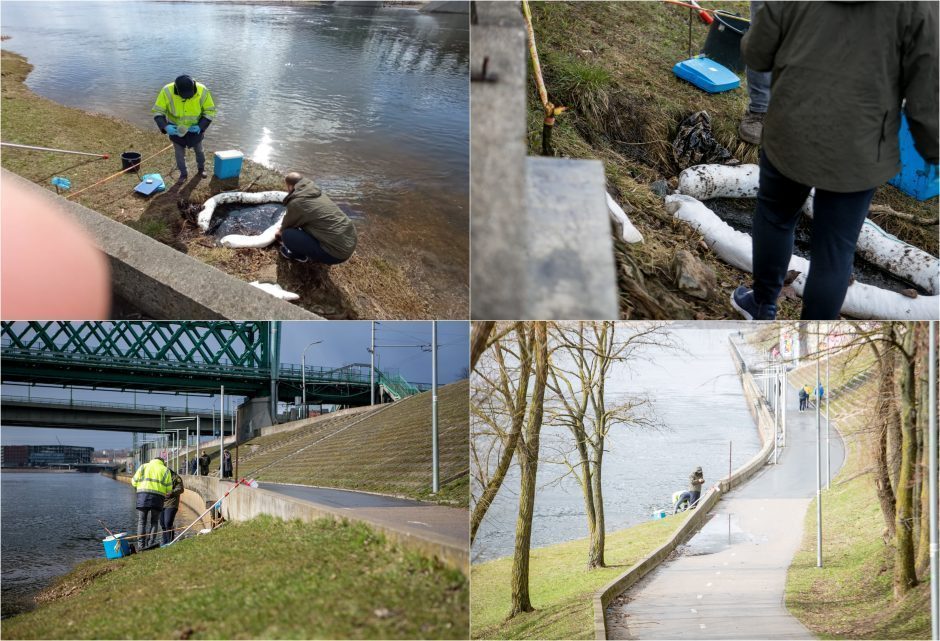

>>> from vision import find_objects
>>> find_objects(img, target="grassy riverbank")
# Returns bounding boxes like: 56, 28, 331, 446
3, 515, 468, 640
0, 48, 464, 319
527, 1, 938, 320
785, 353, 931, 639
471, 511, 690, 640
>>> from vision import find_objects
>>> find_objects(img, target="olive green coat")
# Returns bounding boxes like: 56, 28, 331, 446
281, 178, 358, 261
742, 1, 938, 192
163, 470, 184, 509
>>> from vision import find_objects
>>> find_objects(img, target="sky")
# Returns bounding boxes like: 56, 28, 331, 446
1, 321, 468, 450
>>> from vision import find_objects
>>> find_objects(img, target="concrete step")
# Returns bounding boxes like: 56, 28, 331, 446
524, 156, 620, 319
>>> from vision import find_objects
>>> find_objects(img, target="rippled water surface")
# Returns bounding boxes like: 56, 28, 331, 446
472, 328, 762, 562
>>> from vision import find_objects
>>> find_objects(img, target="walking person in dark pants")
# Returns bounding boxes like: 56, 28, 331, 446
221, 450, 233, 480
798, 385, 808, 412
731, 2, 938, 320
160, 467, 184, 545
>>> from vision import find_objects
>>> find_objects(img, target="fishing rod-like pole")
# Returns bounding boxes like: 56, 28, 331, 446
1, 142, 110, 158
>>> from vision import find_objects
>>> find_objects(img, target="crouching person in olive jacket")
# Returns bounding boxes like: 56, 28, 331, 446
275, 172, 358, 265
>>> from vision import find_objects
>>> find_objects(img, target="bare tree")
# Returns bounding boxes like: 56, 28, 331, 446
470, 323, 533, 545
543, 321, 667, 568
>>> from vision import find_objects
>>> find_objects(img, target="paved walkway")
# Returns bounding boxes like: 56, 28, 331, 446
259, 482, 468, 553
607, 387, 844, 640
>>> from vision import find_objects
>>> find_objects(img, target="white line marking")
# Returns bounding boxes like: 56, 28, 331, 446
407, 521, 430, 527
697, 594, 703, 599
706, 582, 713, 587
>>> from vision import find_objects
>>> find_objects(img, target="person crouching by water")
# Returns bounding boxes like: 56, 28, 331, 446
275, 172, 357, 265
161, 467, 184, 545
689, 466, 705, 508
132, 455, 172, 550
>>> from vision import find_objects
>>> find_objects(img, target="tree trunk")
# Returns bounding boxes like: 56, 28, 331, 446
509, 323, 549, 618
588, 452, 606, 568
894, 329, 918, 596
915, 323, 933, 577
872, 343, 898, 539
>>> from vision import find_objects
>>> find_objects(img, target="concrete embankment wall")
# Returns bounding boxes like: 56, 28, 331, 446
257, 405, 376, 438
181, 476, 467, 574
592, 337, 774, 640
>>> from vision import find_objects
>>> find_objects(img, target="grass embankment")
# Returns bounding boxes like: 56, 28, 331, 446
2, 515, 468, 640
471, 511, 691, 640
0, 48, 453, 319
527, 1, 938, 320
209, 381, 470, 507
784, 350, 931, 639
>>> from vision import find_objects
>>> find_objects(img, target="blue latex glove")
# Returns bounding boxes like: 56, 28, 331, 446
165, 124, 178, 136
188, 125, 201, 134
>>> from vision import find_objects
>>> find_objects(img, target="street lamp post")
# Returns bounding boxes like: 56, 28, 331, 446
432, 321, 439, 494
302, 340, 323, 419
816, 340, 823, 569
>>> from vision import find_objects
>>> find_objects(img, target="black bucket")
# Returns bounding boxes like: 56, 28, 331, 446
701, 11, 750, 73
121, 151, 142, 171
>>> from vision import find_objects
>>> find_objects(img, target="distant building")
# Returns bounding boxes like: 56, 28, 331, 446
1, 445, 94, 468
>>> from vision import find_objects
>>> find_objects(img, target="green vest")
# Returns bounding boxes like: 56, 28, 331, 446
133, 459, 173, 496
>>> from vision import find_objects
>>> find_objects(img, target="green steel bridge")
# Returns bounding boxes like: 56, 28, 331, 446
0, 322, 425, 407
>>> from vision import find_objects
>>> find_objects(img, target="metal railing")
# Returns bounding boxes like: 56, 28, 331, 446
0, 395, 230, 418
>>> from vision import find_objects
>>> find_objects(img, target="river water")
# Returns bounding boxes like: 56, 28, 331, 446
0, 472, 202, 618
472, 327, 762, 563
0, 1, 469, 307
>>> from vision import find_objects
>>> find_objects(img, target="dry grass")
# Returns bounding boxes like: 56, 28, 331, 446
1, 49, 465, 319
526, 1, 938, 320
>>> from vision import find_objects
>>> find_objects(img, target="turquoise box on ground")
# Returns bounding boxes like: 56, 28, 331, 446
103, 534, 131, 559
672, 56, 740, 93
213, 150, 244, 180
889, 113, 939, 201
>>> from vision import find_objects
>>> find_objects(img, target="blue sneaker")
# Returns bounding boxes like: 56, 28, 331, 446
731, 286, 777, 320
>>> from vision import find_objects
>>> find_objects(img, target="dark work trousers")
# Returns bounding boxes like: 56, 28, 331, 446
752, 151, 875, 320
160, 507, 179, 545
136, 507, 162, 548
689, 490, 702, 507
281, 228, 345, 265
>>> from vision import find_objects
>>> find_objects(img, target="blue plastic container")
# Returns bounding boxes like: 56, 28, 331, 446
888, 113, 939, 201
213, 150, 244, 180
672, 56, 740, 93
102, 533, 131, 559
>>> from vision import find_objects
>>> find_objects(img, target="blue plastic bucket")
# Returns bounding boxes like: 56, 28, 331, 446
888, 113, 939, 201
102, 533, 131, 559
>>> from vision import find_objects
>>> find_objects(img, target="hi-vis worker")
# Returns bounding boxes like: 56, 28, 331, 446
132, 456, 173, 549
152, 75, 216, 182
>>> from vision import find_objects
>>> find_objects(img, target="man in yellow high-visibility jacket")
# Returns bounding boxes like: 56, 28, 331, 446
152, 75, 217, 182
132, 456, 173, 549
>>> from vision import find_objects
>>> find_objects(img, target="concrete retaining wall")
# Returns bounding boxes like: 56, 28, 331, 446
181, 476, 467, 574
258, 405, 376, 438
3, 169, 319, 320
592, 338, 775, 640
